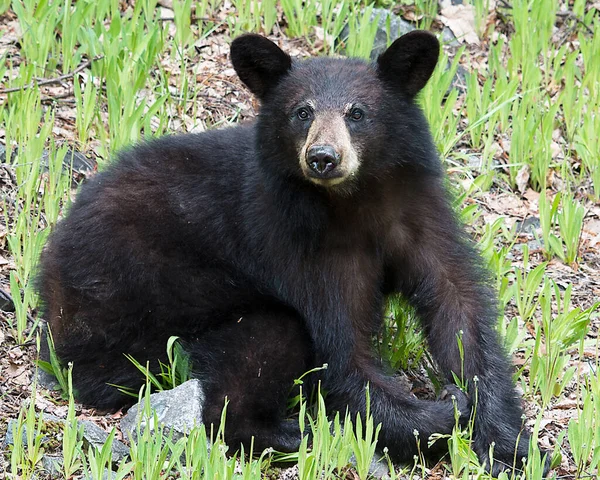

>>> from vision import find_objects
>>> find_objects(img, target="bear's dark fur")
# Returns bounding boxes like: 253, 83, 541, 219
37, 32, 544, 474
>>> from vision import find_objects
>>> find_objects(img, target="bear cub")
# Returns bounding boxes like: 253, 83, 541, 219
37, 31, 546, 475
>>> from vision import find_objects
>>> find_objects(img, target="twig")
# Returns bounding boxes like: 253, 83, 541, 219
556, 11, 594, 36
158, 16, 217, 23
41, 91, 76, 105
0, 56, 103, 95
1, 163, 18, 186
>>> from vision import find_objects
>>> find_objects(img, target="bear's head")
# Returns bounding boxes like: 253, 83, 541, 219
231, 32, 440, 195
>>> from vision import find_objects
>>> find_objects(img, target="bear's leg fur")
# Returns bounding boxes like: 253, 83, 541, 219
185, 308, 313, 453
401, 194, 534, 474
50, 323, 171, 410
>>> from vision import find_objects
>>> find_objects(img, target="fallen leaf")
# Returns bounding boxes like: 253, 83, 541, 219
585, 219, 600, 235
486, 192, 528, 217
553, 398, 579, 409
7, 363, 26, 378
515, 164, 530, 194
439, 1, 480, 45
12, 369, 30, 386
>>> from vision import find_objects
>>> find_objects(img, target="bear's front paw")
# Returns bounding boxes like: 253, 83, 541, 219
438, 384, 471, 426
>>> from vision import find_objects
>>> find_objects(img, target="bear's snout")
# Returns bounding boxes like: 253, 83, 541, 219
306, 144, 340, 177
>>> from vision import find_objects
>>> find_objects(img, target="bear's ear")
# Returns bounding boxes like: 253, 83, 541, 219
376, 31, 439, 97
231, 34, 292, 100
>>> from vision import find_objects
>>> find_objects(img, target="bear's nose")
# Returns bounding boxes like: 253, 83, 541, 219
306, 145, 340, 175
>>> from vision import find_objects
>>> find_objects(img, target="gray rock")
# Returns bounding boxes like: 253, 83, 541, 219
368, 453, 391, 479
34, 368, 60, 392
515, 216, 541, 236
467, 155, 482, 169
3, 417, 53, 449
513, 238, 544, 253
450, 64, 469, 93
367, 8, 416, 59
349, 451, 390, 479
83, 469, 118, 480
3, 419, 27, 448
3, 415, 129, 468
527, 239, 543, 251
336, 8, 469, 97
0, 288, 15, 312
41, 148, 96, 175
442, 26, 461, 47
120, 379, 205, 441
41, 454, 63, 476
80, 420, 129, 463
279, 465, 299, 479
339, 8, 415, 60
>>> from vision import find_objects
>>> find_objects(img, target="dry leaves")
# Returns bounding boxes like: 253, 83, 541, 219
439, 0, 480, 45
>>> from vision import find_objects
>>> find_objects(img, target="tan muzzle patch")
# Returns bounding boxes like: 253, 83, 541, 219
299, 111, 360, 186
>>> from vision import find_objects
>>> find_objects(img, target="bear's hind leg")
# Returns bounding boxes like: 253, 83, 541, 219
186, 308, 313, 453
48, 324, 170, 410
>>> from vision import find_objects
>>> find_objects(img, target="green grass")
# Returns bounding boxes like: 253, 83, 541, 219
1, 0, 599, 478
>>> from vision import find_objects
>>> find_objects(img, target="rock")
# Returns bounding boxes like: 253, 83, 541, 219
442, 26, 461, 47
83, 469, 118, 480
515, 216, 541, 236
41, 148, 96, 176
367, 453, 391, 479
467, 154, 482, 169
367, 8, 416, 59
34, 368, 59, 391
527, 239, 543, 251
337, 8, 468, 95
449, 64, 469, 93
120, 379, 205, 441
349, 451, 390, 479
339, 8, 415, 60
3, 415, 129, 469
279, 465, 299, 479
80, 420, 129, 463
3, 419, 27, 448
41, 454, 63, 476
0, 288, 15, 312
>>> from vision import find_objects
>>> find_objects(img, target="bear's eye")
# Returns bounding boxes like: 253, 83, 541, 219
349, 108, 364, 122
296, 107, 312, 121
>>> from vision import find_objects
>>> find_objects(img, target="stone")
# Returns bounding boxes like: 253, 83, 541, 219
367, 8, 416, 60
0, 288, 14, 312
339, 8, 415, 60
80, 420, 130, 463
515, 216, 541, 236
82, 469, 118, 480
3, 414, 129, 469
120, 379, 205, 441
41, 148, 96, 176
34, 368, 59, 391
40, 454, 63, 476
442, 26, 461, 47
3, 419, 27, 448
349, 451, 391, 479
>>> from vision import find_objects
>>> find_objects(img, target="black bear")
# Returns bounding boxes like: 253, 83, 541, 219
37, 31, 544, 475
